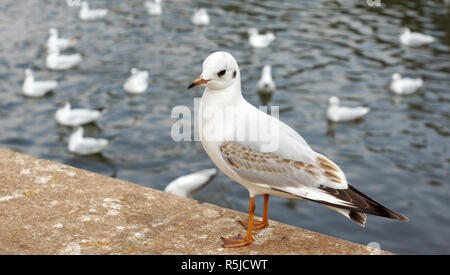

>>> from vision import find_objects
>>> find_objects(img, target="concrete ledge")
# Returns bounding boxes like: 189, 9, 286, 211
0, 148, 389, 255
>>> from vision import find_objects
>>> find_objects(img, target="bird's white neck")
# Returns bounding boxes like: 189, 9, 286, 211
25, 74, 34, 84
261, 66, 272, 81
202, 77, 244, 107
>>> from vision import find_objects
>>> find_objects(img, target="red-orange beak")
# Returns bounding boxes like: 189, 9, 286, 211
187, 76, 209, 89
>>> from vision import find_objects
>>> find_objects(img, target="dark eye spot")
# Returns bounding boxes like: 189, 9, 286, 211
218, 69, 226, 77
233, 70, 236, 78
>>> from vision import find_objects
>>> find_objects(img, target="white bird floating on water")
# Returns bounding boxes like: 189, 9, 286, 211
79, 1, 108, 21
55, 103, 103, 127
68, 127, 108, 155
188, 51, 407, 247
390, 73, 423, 95
46, 45, 82, 70
327, 96, 370, 122
47, 28, 77, 51
164, 168, 218, 198
191, 8, 210, 26
145, 0, 162, 16
257, 65, 276, 95
248, 28, 275, 48
123, 68, 149, 94
399, 28, 435, 47
22, 69, 58, 97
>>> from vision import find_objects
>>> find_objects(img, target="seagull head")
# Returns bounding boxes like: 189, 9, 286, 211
48, 28, 57, 36
24, 69, 33, 77
328, 96, 340, 106
262, 65, 272, 76
400, 27, 410, 34
392, 73, 401, 80
188, 51, 240, 91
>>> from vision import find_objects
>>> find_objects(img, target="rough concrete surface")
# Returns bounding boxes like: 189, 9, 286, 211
0, 148, 389, 255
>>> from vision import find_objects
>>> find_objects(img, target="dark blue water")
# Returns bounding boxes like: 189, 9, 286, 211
0, 0, 449, 254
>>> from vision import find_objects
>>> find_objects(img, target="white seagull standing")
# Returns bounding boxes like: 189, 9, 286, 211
46, 44, 82, 70
327, 96, 370, 122
145, 0, 162, 16
55, 103, 103, 127
248, 28, 275, 48
22, 69, 58, 97
68, 127, 108, 155
47, 28, 77, 51
165, 168, 218, 198
257, 65, 276, 95
79, 1, 108, 21
191, 8, 210, 26
390, 73, 423, 95
123, 68, 149, 94
399, 28, 435, 47
188, 51, 407, 248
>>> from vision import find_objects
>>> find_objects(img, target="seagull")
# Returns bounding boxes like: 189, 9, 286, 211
248, 28, 275, 48
327, 96, 370, 122
399, 28, 435, 47
68, 127, 108, 155
191, 8, 210, 26
55, 103, 103, 127
79, 1, 108, 21
165, 168, 218, 198
46, 45, 82, 70
390, 73, 423, 95
257, 65, 276, 95
145, 0, 162, 16
188, 51, 407, 248
46, 28, 77, 51
123, 68, 149, 94
22, 69, 58, 97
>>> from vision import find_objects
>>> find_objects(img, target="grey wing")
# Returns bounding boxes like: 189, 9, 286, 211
218, 133, 355, 207
219, 140, 408, 220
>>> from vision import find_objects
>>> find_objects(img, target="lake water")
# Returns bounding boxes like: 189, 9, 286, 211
0, 0, 449, 254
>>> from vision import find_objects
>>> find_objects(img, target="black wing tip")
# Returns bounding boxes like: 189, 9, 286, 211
349, 211, 366, 227
388, 211, 409, 222
347, 185, 409, 222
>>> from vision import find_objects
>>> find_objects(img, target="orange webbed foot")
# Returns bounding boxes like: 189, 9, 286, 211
239, 219, 268, 230
221, 235, 253, 248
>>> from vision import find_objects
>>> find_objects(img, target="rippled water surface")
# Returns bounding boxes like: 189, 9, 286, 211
0, 0, 449, 254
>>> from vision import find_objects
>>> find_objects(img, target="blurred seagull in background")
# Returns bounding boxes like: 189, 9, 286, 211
257, 65, 276, 95
68, 127, 109, 155
191, 8, 210, 26
399, 28, 435, 47
22, 69, 58, 97
188, 51, 406, 248
79, 1, 108, 21
327, 96, 370, 122
46, 44, 82, 70
390, 73, 423, 95
123, 68, 149, 94
145, 0, 162, 16
165, 168, 218, 198
248, 28, 275, 48
46, 28, 77, 51
55, 103, 103, 127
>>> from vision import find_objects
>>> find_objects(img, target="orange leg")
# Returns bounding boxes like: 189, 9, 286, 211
222, 197, 256, 248
240, 194, 269, 230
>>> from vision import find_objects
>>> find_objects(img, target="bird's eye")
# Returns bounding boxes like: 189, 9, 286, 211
218, 69, 226, 77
